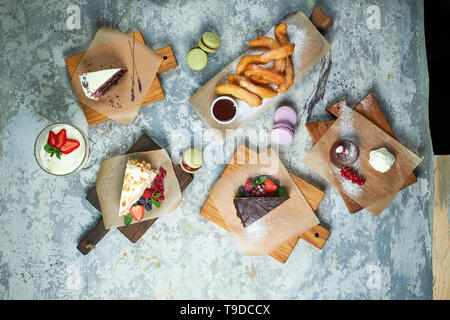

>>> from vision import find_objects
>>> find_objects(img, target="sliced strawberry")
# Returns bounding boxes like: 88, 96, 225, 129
129, 204, 145, 221
55, 129, 66, 148
143, 188, 153, 199
60, 139, 80, 154
265, 178, 278, 193
244, 179, 254, 192
47, 130, 58, 147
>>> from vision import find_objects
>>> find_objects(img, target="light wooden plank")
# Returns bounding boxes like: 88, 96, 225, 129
433, 155, 450, 300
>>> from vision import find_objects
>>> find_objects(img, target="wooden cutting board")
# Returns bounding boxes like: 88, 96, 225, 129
200, 145, 330, 264
305, 92, 417, 214
77, 134, 193, 255
65, 31, 178, 126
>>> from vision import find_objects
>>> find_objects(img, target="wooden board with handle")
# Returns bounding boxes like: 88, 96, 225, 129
200, 145, 330, 264
77, 134, 193, 255
305, 92, 417, 214
65, 31, 178, 126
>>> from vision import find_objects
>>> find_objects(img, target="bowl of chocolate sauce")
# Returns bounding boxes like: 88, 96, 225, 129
211, 96, 237, 124
329, 139, 360, 168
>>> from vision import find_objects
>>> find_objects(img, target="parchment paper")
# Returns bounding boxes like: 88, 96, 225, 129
303, 105, 423, 210
71, 28, 162, 124
96, 149, 182, 229
188, 11, 331, 136
209, 147, 319, 256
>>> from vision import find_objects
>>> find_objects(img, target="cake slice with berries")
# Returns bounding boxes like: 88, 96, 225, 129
79, 68, 127, 100
233, 176, 289, 227
118, 159, 158, 217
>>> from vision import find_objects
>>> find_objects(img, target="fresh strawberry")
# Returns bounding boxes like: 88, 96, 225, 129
55, 129, 66, 148
244, 179, 254, 192
60, 139, 80, 154
47, 130, 58, 147
265, 178, 278, 193
129, 204, 145, 221
143, 188, 153, 199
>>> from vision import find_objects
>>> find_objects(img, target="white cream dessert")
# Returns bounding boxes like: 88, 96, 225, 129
79, 68, 127, 100
369, 147, 395, 173
119, 159, 158, 216
39, 125, 86, 175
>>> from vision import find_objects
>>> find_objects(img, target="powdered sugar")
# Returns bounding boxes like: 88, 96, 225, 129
336, 157, 364, 198
287, 25, 308, 69
335, 104, 357, 139
243, 221, 267, 244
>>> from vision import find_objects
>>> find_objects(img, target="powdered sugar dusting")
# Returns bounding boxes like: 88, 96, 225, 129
336, 104, 357, 139
287, 24, 308, 70
336, 157, 364, 199
340, 176, 363, 198
244, 221, 267, 244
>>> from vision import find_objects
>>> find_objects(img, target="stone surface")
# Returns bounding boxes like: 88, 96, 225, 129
0, 0, 432, 299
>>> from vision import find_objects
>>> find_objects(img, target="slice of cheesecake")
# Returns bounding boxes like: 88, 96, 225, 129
79, 68, 127, 100
233, 196, 289, 227
119, 158, 157, 217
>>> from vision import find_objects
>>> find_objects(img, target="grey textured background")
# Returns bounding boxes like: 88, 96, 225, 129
0, 0, 432, 299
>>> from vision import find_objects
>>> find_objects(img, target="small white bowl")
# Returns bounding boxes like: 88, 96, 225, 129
210, 96, 238, 124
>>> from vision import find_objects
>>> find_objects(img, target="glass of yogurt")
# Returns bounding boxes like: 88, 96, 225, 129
34, 123, 90, 176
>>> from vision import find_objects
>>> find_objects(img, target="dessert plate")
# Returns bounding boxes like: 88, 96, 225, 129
189, 11, 330, 137
305, 93, 418, 214
77, 134, 193, 255
304, 94, 422, 215
200, 145, 330, 264
65, 31, 178, 126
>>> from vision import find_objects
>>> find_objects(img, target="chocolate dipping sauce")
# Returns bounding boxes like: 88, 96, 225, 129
329, 139, 359, 168
212, 98, 237, 122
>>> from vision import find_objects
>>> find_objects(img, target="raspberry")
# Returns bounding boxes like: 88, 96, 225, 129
143, 188, 153, 199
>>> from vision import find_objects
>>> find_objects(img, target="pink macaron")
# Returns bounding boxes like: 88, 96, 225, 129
271, 122, 295, 145
271, 106, 297, 145
274, 106, 298, 127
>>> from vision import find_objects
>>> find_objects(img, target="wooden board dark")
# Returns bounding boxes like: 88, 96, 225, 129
77, 134, 193, 255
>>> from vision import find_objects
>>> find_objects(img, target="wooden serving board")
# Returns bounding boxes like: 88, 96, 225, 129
188, 11, 331, 136
200, 145, 330, 264
65, 30, 178, 126
305, 92, 417, 214
77, 134, 193, 255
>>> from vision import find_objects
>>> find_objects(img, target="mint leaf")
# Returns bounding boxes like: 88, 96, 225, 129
44, 144, 62, 159
235, 192, 245, 198
251, 176, 267, 186
151, 197, 160, 208
124, 213, 133, 226
258, 175, 267, 184
276, 186, 288, 197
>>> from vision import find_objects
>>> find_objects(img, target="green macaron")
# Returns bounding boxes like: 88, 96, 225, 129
186, 47, 208, 71
198, 32, 221, 53
180, 148, 204, 173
